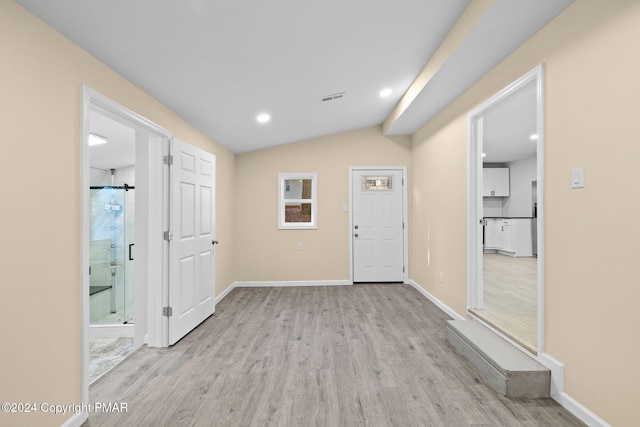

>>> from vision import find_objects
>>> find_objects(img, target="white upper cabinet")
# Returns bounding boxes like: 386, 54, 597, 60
483, 168, 510, 197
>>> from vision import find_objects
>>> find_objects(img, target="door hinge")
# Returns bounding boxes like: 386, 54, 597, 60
163, 230, 173, 241
403, 266, 405, 273
163, 306, 173, 317
163, 154, 173, 166
402, 222, 405, 229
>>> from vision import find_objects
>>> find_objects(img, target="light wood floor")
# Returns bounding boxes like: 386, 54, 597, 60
85, 285, 582, 427
471, 254, 537, 353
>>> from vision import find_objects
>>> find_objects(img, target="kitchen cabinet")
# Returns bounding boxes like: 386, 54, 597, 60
501, 220, 513, 252
511, 218, 533, 257
483, 168, 510, 197
484, 218, 502, 249
484, 218, 533, 256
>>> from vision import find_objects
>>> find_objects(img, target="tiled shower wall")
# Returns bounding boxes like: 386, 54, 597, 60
483, 197, 504, 217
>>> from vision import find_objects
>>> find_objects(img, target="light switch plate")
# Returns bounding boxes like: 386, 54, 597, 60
571, 167, 584, 189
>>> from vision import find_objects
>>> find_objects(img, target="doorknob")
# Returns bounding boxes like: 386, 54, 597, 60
354, 225, 359, 229
212, 240, 219, 245
354, 233, 359, 237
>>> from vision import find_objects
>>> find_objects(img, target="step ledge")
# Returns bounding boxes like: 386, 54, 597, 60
447, 320, 548, 374
447, 320, 550, 398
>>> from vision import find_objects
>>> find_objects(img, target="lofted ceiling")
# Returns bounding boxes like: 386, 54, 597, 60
16, 0, 572, 154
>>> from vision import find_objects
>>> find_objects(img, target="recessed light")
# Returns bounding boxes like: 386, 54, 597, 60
380, 88, 392, 98
530, 134, 538, 140
256, 113, 271, 124
88, 133, 107, 146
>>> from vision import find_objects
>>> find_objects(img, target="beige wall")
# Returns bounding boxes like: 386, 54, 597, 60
3, 0, 639, 424
235, 127, 410, 282
0, 2, 235, 426
410, 0, 640, 424
409, 115, 468, 316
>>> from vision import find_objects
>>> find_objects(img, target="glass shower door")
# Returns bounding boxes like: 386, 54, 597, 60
89, 187, 134, 324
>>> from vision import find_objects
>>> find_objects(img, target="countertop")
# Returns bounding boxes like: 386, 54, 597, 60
484, 216, 534, 219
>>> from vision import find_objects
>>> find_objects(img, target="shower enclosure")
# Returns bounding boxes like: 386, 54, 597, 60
89, 184, 135, 325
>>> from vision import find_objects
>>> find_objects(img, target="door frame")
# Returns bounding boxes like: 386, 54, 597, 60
466, 65, 546, 353
349, 166, 408, 284
81, 87, 171, 407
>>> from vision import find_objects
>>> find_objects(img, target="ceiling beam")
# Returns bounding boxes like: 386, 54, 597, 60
382, 0, 494, 135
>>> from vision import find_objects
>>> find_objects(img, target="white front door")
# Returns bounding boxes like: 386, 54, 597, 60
168, 138, 216, 345
352, 169, 405, 283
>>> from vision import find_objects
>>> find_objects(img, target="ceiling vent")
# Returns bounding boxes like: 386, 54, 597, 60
320, 92, 346, 102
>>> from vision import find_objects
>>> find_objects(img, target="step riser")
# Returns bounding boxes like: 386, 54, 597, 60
447, 321, 550, 399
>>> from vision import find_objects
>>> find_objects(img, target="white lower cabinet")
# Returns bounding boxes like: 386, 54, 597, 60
501, 220, 513, 252
484, 218, 532, 256
511, 219, 533, 257
485, 219, 502, 249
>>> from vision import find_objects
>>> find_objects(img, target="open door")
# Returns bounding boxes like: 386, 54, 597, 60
168, 138, 216, 345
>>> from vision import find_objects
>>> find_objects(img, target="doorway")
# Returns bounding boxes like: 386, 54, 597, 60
467, 66, 544, 354
87, 109, 137, 382
82, 88, 219, 414
350, 167, 408, 283
82, 87, 173, 410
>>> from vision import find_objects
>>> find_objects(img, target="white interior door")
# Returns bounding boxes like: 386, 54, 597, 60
352, 169, 404, 282
168, 138, 216, 345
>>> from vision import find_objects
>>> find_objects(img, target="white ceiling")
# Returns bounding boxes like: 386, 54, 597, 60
483, 81, 537, 164
89, 111, 135, 171
16, 0, 572, 154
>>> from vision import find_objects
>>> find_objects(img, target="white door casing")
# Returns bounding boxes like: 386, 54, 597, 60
351, 168, 405, 283
466, 65, 545, 354
82, 86, 173, 425
168, 138, 216, 345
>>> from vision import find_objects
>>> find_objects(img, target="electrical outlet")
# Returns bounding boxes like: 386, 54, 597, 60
298, 243, 304, 250
440, 272, 444, 283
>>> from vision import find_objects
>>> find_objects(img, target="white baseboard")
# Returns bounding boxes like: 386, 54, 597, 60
215, 282, 237, 305
537, 352, 564, 398
60, 412, 87, 427
553, 392, 611, 427
407, 279, 465, 321
234, 280, 351, 288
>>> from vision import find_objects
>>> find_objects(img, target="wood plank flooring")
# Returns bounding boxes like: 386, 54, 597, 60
471, 254, 538, 353
84, 285, 582, 427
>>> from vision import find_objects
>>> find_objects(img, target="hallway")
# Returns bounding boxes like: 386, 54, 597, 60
85, 285, 582, 426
